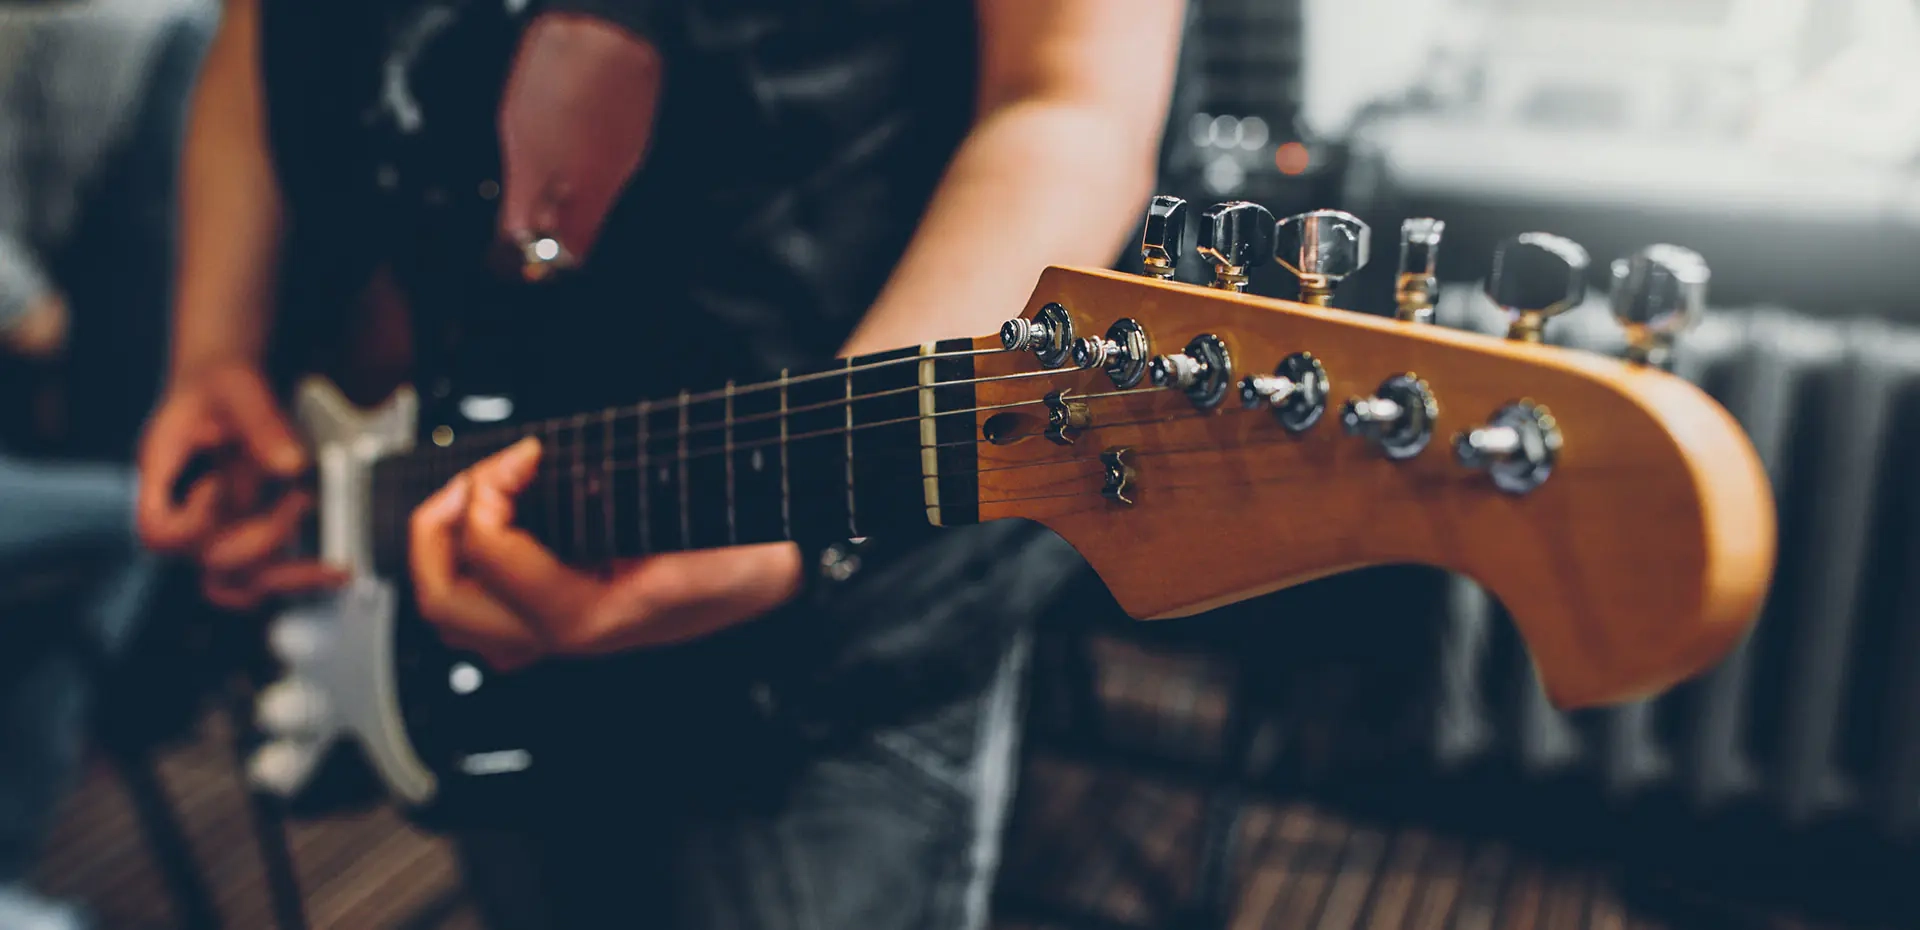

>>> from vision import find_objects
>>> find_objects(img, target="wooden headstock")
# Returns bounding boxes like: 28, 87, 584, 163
971, 266, 1774, 710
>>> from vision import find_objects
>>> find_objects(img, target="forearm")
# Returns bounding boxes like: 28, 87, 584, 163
841, 101, 1159, 356
169, 0, 284, 380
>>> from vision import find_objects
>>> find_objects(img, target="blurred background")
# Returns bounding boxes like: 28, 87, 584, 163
6, 0, 1920, 927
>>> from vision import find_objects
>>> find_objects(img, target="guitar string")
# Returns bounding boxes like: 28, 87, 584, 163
378, 386, 1195, 489
365, 402, 1363, 555
428, 344, 1012, 453
370, 421, 1651, 562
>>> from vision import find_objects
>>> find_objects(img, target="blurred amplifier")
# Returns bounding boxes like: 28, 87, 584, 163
1431, 286, 1920, 841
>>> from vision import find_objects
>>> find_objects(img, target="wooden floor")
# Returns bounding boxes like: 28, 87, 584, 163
28, 630, 1883, 930
31, 713, 1872, 930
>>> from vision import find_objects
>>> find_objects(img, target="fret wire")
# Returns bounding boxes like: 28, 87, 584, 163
779, 369, 791, 541
843, 358, 857, 538
545, 419, 560, 546
724, 381, 737, 547
602, 407, 616, 564
571, 414, 587, 562
677, 390, 691, 550
638, 400, 652, 553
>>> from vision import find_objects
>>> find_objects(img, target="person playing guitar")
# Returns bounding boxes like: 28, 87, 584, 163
134, 0, 1187, 925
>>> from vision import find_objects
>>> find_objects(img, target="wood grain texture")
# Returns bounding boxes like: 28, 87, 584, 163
970, 266, 1775, 709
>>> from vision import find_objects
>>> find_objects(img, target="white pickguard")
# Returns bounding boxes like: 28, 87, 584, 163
246, 378, 439, 806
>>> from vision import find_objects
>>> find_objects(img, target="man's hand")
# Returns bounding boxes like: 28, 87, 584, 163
136, 362, 347, 610
1, 294, 69, 359
497, 12, 664, 264
410, 438, 803, 671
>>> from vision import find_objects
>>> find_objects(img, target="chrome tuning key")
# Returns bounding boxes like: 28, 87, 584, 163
1342, 374, 1439, 460
1273, 209, 1371, 307
1611, 245, 1709, 368
1149, 334, 1233, 409
1396, 218, 1445, 323
1140, 195, 1189, 280
1239, 352, 1331, 434
1195, 201, 1275, 292
1454, 401, 1563, 495
999, 301, 1075, 368
1487, 233, 1590, 343
1072, 318, 1152, 388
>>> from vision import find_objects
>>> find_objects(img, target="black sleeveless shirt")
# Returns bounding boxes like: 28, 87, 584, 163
254, 0, 1087, 742
258, 0, 979, 406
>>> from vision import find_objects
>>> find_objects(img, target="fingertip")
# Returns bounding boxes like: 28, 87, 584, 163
267, 443, 307, 477
425, 473, 472, 519
504, 436, 542, 468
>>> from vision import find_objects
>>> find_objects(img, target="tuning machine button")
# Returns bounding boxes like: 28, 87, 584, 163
1273, 209, 1371, 307
999, 301, 1075, 368
1342, 374, 1439, 460
1196, 201, 1275, 292
1239, 352, 1331, 434
1396, 218, 1445, 323
1487, 233, 1590, 343
1149, 334, 1233, 409
1072, 318, 1152, 389
1140, 196, 1189, 280
1454, 401, 1562, 495
1611, 245, 1709, 368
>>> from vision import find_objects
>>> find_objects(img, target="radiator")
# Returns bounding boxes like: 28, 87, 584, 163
1425, 285, 1920, 838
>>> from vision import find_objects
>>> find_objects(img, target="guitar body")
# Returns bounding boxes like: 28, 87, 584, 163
265, 374, 817, 827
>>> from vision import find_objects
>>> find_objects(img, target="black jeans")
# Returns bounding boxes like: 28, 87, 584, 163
454, 520, 1080, 930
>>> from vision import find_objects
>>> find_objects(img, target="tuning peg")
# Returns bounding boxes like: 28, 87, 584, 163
1341, 374, 1439, 460
999, 302, 1075, 368
1139, 195, 1188, 280
1396, 218, 1445, 323
1486, 233, 1590, 343
1149, 334, 1233, 408
1239, 352, 1331, 434
1273, 209, 1371, 307
1195, 201, 1275, 292
1611, 245, 1709, 368
1072, 318, 1152, 388
1454, 401, 1563, 494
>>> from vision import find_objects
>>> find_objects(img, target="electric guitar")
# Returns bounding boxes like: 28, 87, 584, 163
242, 194, 1776, 817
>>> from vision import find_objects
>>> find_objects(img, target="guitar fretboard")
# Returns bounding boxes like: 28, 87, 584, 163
368, 340, 983, 572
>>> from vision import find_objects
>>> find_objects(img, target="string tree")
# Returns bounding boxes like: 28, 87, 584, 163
1139, 195, 1189, 280
1454, 400, 1563, 495
1099, 447, 1137, 506
1272, 209, 1371, 307
1071, 318, 1152, 389
1611, 244, 1709, 369
1195, 201, 1275, 292
1395, 218, 1445, 323
1488, 232, 1590, 343
1043, 389, 1092, 445
999, 301, 1075, 368
1341, 373, 1439, 460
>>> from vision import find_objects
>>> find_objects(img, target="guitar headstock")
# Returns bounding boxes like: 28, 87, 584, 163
972, 198, 1773, 710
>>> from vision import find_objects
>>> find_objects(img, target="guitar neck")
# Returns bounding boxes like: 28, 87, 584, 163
367, 340, 984, 570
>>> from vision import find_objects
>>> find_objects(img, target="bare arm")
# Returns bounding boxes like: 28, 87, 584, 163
169, 0, 284, 379
839, 0, 1186, 356
138, 0, 322, 601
